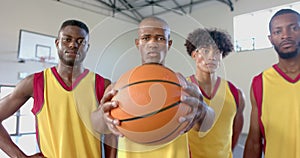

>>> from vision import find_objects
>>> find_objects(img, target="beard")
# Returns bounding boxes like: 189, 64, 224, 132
274, 43, 300, 59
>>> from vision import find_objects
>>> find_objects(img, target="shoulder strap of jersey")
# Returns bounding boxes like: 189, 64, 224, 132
95, 74, 105, 104
32, 70, 45, 115
251, 73, 266, 146
228, 81, 239, 108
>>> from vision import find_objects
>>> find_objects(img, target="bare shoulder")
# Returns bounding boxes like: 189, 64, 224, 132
13, 74, 35, 98
237, 88, 245, 111
104, 78, 111, 89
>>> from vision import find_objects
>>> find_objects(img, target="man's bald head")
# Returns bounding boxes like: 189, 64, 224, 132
138, 17, 170, 38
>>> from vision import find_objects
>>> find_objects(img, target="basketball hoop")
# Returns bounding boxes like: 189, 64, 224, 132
39, 56, 55, 68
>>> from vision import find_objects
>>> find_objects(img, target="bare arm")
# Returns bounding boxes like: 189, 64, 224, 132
91, 84, 121, 135
176, 73, 215, 133
0, 75, 44, 157
243, 86, 263, 158
232, 89, 245, 150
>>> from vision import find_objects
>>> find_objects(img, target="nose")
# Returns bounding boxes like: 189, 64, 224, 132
69, 39, 79, 48
281, 29, 292, 39
206, 52, 218, 61
147, 39, 159, 49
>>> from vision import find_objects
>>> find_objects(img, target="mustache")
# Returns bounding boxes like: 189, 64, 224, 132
279, 40, 296, 47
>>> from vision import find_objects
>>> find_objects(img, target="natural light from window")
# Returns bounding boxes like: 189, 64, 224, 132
234, 2, 300, 52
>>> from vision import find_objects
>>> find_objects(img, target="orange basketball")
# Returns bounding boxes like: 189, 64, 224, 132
111, 63, 191, 145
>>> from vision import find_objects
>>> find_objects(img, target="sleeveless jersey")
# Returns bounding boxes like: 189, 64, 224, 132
117, 134, 189, 158
252, 65, 300, 158
187, 75, 239, 158
32, 67, 105, 158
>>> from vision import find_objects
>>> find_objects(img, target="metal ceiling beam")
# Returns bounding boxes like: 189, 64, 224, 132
148, 0, 210, 16
95, 0, 140, 22
58, 0, 234, 23
189, 0, 193, 14
119, 0, 144, 20
172, 0, 186, 14
216, 0, 234, 11
145, 0, 184, 16
145, 0, 234, 17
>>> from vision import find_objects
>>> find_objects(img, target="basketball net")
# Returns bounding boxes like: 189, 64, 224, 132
39, 56, 47, 68
39, 56, 55, 68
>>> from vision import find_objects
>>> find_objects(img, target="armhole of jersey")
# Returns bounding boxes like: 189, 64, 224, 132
252, 73, 266, 145
95, 74, 105, 105
32, 71, 44, 115
228, 81, 239, 108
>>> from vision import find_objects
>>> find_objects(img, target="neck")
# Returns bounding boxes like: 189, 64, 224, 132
195, 70, 218, 97
195, 69, 218, 85
56, 62, 84, 85
277, 54, 300, 78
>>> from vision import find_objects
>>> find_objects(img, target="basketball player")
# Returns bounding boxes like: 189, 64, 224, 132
91, 17, 215, 158
184, 28, 245, 158
244, 9, 300, 158
0, 20, 112, 157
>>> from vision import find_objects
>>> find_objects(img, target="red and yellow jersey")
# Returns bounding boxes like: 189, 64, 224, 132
117, 134, 189, 158
252, 65, 300, 158
187, 75, 239, 158
32, 67, 105, 158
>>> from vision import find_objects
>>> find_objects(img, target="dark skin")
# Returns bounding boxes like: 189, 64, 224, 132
243, 13, 300, 158
0, 25, 111, 157
91, 17, 215, 146
191, 45, 245, 150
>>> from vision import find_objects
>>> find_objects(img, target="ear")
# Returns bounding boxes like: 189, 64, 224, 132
55, 38, 59, 48
191, 50, 197, 60
268, 35, 274, 46
168, 40, 173, 50
135, 38, 139, 49
86, 43, 90, 51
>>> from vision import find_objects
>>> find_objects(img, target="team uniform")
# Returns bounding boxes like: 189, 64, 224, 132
187, 75, 239, 158
117, 130, 189, 157
32, 67, 105, 158
252, 64, 300, 158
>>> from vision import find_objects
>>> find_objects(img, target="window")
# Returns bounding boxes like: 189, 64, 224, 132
0, 85, 35, 136
233, 2, 300, 52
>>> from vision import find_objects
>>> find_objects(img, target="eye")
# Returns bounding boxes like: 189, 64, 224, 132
157, 36, 166, 41
203, 49, 210, 54
292, 25, 300, 31
62, 37, 72, 42
77, 39, 86, 45
141, 36, 150, 41
273, 30, 281, 35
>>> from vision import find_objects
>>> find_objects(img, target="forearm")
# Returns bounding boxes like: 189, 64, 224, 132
102, 133, 118, 158
0, 124, 26, 157
198, 106, 215, 132
243, 139, 262, 158
91, 110, 110, 134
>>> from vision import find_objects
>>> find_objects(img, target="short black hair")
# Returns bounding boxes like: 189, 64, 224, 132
184, 28, 233, 58
269, 9, 300, 32
59, 19, 89, 34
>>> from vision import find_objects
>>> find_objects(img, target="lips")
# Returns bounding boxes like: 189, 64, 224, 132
280, 40, 295, 48
147, 52, 159, 57
65, 50, 78, 55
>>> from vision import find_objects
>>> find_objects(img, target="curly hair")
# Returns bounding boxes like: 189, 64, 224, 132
184, 28, 233, 58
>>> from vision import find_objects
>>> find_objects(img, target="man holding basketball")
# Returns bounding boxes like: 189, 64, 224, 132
91, 17, 215, 158
244, 9, 300, 158
0, 20, 112, 157
184, 28, 245, 158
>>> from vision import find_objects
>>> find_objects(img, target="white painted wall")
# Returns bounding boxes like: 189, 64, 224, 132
0, 0, 299, 134
184, 0, 299, 133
